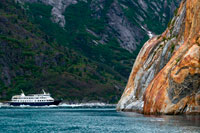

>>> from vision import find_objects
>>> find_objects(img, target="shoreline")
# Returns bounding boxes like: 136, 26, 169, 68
0, 102, 116, 108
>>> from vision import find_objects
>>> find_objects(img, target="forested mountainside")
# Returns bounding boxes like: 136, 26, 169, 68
20, 0, 181, 52
117, 0, 200, 114
0, 0, 180, 103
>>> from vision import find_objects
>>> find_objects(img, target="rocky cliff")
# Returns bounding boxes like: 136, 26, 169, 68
117, 0, 200, 114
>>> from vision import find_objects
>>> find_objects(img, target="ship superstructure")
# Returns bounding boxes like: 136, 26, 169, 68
9, 90, 61, 106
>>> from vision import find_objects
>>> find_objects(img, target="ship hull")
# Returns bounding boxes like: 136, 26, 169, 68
9, 100, 62, 106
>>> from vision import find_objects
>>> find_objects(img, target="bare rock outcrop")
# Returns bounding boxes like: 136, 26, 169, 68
20, 0, 85, 27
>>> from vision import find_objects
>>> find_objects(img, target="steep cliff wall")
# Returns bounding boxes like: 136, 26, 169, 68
117, 0, 200, 114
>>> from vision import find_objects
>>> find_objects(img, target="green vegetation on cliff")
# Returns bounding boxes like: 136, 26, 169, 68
0, 0, 125, 103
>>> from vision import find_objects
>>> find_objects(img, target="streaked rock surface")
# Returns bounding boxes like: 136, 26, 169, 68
117, 0, 200, 114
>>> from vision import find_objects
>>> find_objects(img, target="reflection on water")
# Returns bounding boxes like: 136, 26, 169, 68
159, 115, 200, 127
0, 107, 199, 133
122, 112, 200, 132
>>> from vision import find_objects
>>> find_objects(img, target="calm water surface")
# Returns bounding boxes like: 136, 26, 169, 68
0, 107, 199, 133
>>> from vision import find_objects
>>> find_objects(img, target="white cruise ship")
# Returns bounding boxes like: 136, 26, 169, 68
9, 90, 61, 106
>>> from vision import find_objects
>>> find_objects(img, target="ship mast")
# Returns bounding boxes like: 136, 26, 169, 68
21, 90, 25, 96
42, 89, 46, 95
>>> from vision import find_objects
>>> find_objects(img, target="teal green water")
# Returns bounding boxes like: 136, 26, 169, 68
0, 107, 199, 133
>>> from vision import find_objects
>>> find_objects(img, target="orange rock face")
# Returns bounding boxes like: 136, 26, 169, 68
117, 0, 200, 114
